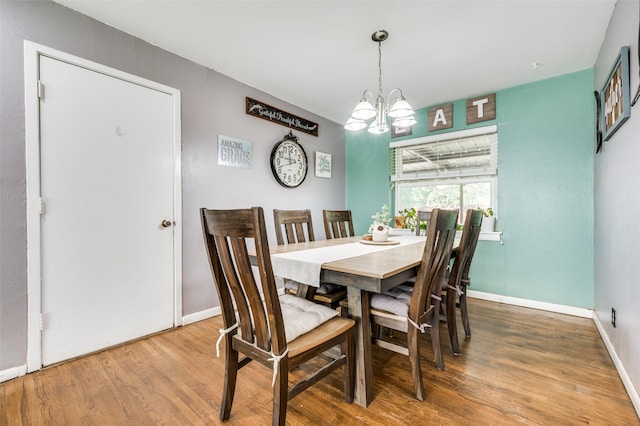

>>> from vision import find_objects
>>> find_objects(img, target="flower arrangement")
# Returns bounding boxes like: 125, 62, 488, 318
369, 204, 391, 233
397, 207, 417, 231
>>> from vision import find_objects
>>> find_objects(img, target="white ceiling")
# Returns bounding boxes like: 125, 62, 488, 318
54, 0, 616, 125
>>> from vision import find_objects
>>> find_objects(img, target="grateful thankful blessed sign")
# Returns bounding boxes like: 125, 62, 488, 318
246, 97, 319, 136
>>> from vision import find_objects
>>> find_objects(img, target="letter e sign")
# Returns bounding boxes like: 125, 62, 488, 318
428, 104, 453, 131
466, 94, 496, 124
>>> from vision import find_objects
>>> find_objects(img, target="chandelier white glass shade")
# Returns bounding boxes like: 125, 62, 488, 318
345, 30, 416, 134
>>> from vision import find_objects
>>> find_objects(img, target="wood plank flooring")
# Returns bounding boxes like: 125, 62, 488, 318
1, 298, 638, 425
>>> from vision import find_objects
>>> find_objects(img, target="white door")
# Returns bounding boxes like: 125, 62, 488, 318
38, 55, 177, 366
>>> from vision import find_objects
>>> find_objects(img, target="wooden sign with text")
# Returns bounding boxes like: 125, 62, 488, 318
246, 97, 319, 136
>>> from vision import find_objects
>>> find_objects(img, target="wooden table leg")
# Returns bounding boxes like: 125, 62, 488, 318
347, 287, 374, 407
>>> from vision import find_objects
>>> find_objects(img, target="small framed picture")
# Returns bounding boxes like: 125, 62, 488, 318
601, 46, 630, 141
315, 151, 332, 178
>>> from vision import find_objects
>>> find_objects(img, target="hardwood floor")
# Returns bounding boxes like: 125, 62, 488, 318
1, 298, 638, 425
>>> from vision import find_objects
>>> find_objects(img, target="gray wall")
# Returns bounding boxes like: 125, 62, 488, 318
0, 0, 346, 370
594, 0, 640, 405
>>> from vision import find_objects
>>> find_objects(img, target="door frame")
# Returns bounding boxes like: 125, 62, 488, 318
24, 41, 182, 372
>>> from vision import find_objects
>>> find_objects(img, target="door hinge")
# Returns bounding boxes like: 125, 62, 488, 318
37, 81, 45, 100
39, 198, 45, 215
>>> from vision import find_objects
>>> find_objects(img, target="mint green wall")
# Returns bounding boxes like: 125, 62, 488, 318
346, 69, 594, 308
345, 132, 393, 232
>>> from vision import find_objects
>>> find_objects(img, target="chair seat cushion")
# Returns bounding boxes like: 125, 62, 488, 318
279, 294, 338, 342
370, 284, 414, 317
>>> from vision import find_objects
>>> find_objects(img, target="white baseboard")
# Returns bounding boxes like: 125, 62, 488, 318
467, 290, 593, 318
182, 306, 221, 325
182, 288, 284, 326
593, 313, 640, 418
0, 364, 27, 383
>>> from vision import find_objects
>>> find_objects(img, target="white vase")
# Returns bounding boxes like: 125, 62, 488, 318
372, 225, 389, 242
481, 216, 495, 232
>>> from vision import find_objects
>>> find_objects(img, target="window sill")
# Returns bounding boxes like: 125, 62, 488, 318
454, 230, 501, 242
392, 228, 502, 243
479, 231, 502, 242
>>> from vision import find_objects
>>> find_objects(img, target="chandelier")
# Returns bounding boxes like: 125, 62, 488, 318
345, 30, 416, 134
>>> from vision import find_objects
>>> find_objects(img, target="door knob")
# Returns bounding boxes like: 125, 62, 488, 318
161, 220, 172, 228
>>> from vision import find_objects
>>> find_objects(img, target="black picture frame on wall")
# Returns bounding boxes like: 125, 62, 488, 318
633, 7, 640, 106
594, 91, 603, 154
601, 46, 631, 141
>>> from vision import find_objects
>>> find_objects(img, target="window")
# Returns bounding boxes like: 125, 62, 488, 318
391, 125, 497, 225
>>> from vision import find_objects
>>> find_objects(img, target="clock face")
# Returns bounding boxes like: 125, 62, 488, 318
270, 138, 308, 188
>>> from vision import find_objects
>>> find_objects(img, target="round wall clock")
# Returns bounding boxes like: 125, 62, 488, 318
270, 131, 308, 188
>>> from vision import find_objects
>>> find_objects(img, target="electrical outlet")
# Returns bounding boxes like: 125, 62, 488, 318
611, 308, 616, 328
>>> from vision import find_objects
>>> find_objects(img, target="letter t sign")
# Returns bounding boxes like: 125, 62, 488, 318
466, 93, 496, 124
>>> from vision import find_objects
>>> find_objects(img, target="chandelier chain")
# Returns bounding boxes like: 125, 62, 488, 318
377, 40, 383, 98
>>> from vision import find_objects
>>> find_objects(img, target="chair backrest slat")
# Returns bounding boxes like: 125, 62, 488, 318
408, 209, 458, 321
415, 210, 431, 236
213, 233, 257, 345
323, 210, 355, 239
451, 209, 483, 286
273, 209, 315, 245
201, 207, 287, 354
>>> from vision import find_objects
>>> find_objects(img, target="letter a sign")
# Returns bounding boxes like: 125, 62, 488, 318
428, 103, 453, 131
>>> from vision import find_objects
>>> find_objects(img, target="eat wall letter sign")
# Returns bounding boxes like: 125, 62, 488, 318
427, 94, 496, 132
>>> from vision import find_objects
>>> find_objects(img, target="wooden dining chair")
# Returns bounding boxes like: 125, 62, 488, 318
201, 207, 355, 425
441, 208, 483, 355
415, 210, 431, 236
273, 209, 315, 245
273, 209, 346, 308
368, 208, 458, 400
323, 209, 355, 239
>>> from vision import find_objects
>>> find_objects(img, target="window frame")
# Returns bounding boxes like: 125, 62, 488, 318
394, 175, 497, 216
390, 125, 499, 237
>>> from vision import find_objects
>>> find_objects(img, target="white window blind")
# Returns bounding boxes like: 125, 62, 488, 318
390, 125, 497, 181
